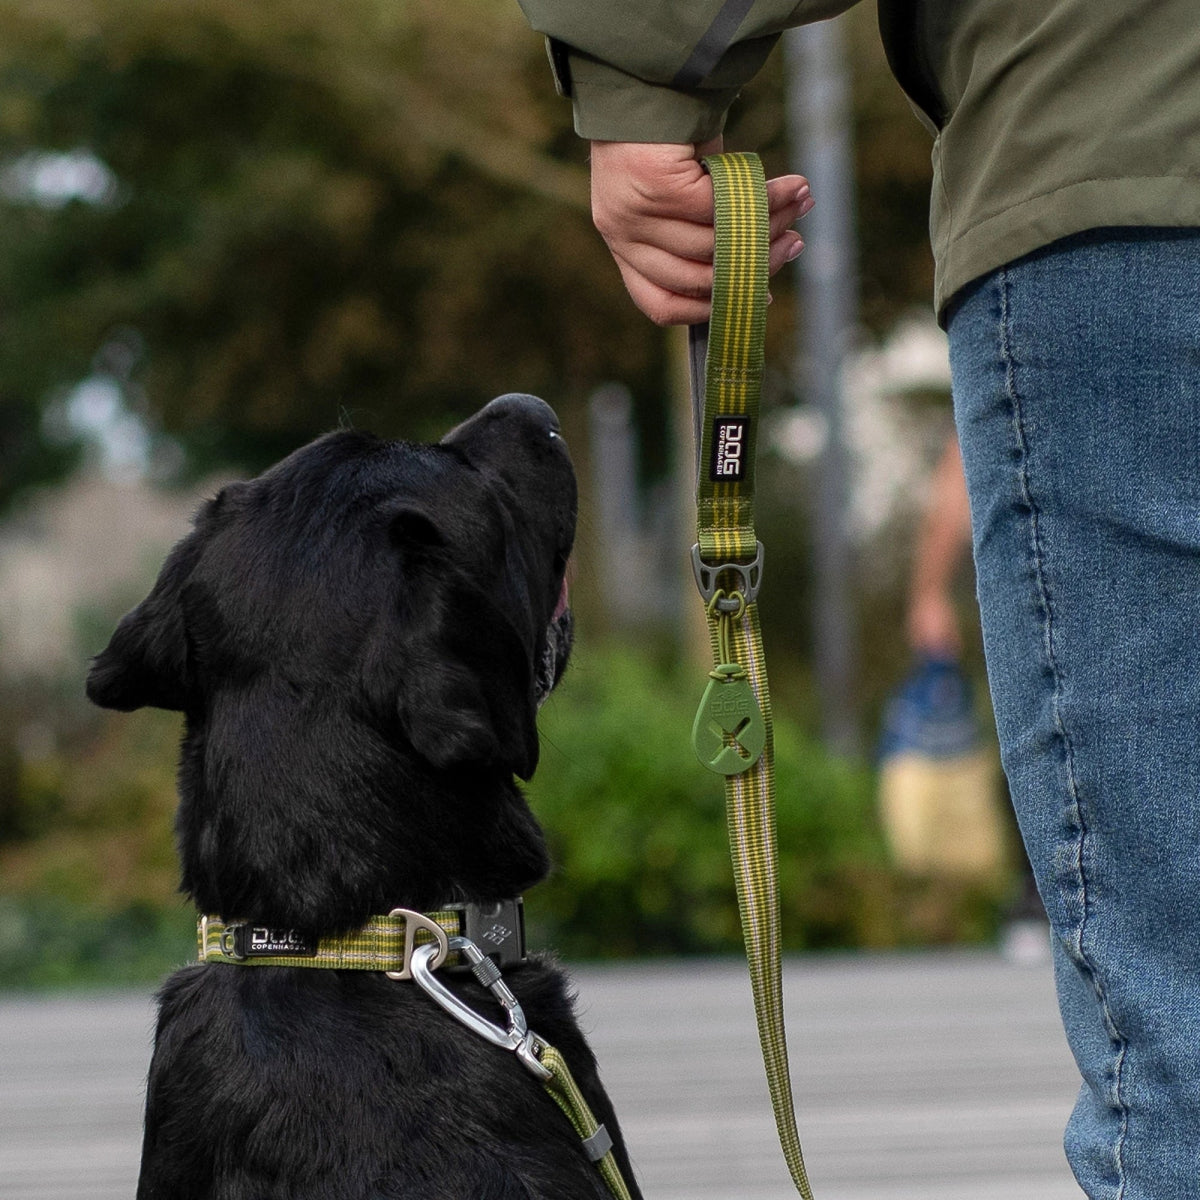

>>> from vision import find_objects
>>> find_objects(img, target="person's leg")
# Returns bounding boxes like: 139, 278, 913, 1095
947, 228, 1200, 1199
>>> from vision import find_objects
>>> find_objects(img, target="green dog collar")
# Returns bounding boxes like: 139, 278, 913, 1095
197, 898, 526, 977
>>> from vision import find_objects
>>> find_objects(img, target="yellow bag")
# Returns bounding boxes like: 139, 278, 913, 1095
877, 658, 1007, 880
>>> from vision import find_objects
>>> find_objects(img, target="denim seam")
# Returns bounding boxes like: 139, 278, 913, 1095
997, 267, 1131, 1196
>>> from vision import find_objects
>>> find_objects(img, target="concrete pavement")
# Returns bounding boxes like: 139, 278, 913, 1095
0, 950, 1082, 1199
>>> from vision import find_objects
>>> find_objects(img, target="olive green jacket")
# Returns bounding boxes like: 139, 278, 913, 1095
517, 0, 1200, 316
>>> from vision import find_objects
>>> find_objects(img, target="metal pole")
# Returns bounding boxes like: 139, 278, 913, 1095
783, 18, 860, 755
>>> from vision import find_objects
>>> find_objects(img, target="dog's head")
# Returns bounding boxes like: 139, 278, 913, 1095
87, 395, 576, 783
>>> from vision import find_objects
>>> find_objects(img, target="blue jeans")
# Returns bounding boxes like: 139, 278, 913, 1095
947, 228, 1200, 1198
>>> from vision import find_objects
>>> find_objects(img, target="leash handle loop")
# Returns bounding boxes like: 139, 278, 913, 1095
692, 151, 815, 1199
693, 152, 769, 574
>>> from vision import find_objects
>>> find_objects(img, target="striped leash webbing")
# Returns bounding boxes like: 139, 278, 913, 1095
538, 1045, 635, 1200
689, 151, 814, 1200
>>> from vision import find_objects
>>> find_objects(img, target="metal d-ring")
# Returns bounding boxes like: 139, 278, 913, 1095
385, 908, 450, 981
409, 936, 552, 1081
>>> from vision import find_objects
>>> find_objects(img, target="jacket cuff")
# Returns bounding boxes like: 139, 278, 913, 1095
566, 52, 736, 144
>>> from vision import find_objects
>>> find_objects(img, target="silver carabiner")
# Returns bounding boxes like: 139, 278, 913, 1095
409, 935, 552, 1081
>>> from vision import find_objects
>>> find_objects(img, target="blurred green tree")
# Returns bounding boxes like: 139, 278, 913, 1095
0, 1, 934, 510
0, 0, 663, 502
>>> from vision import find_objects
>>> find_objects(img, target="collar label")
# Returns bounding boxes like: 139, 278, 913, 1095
240, 926, 318, 958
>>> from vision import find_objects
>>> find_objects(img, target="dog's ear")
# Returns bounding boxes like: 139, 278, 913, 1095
388, 503, 446, 552
86, 533, 200, 712
394, 596, 539, 779
387, 504, 539, 779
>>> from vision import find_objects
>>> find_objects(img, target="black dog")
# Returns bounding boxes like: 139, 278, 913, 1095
88, 395, 642, 1200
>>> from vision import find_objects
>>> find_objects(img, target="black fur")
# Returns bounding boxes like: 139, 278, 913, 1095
88, 395, 641, 1200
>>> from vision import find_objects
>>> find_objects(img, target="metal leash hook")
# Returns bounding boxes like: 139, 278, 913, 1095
411, 938, 634, 1200
409, 936, 552, 1082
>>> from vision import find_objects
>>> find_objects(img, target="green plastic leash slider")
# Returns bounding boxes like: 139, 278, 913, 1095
691, 545, 767, 776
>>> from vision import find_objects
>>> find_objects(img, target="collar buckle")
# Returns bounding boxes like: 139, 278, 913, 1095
448, 898, 526, 969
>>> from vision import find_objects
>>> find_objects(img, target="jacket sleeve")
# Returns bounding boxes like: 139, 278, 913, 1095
516, 0, 861, 142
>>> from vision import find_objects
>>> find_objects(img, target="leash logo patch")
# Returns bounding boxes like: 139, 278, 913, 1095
709, 416, 750, 483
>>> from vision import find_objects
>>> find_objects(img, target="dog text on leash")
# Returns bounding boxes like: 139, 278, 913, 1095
709, 416, 750, 483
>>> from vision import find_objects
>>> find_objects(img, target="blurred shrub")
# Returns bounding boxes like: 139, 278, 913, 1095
0, 704, 180, 907
0, 699, 190, 987
0, 896, 193, 989
525, 646, 1006, 958
0, 645, 1009, 987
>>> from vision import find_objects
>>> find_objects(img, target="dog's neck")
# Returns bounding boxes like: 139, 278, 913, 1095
173, 697, 550, 934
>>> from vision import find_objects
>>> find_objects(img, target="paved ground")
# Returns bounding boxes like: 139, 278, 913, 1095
0, 950, 1082, 1199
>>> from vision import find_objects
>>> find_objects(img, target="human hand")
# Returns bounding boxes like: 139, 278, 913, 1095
589, 139, 813, 326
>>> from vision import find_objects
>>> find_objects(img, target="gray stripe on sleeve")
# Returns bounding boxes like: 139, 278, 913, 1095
672, 0, 757, 88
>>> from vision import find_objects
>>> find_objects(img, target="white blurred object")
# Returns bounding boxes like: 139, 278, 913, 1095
0, 148, 122, 209
771, 313, 954, 544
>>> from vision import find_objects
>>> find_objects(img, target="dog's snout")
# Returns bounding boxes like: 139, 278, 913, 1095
442, 393, 563, 450
483, 393, 559, 431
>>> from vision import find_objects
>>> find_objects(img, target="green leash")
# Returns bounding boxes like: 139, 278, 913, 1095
690, 151, 815, 1200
